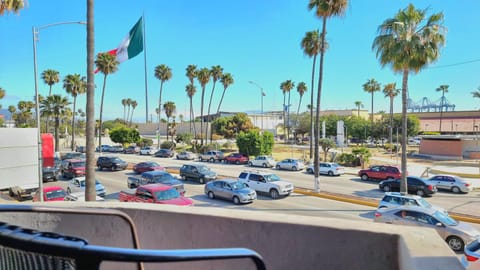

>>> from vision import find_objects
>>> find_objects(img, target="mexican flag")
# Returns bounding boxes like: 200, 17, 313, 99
107, 17, 144, 63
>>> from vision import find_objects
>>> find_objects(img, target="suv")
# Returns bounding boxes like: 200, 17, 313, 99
224, 153, 249, 165
96, 156, 128, 171
378, 192, 447, 214
358, 165, 402, 181
179, 164, 217, 184
199, 150, 225, 162
378, 176, 437, 197
237, 170, 294, 199
124, 145, 140, 154
61, 159, 86, 179
248, 155, 276, 168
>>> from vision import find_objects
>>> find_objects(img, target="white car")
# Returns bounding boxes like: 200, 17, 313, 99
306, 162, 345, 176
139, 147, 157, 155
176, 151, 198, 160
238, 170, 294, 199
427, 175, 473, 193
377, 192, 448, 215
248, 155, 277, 168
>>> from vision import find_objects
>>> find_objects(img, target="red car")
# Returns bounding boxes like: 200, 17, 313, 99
62, 159, 86, 179
119, 184, 193, 206
224, 153, 249, 165
32, 186, 67, 202
132, 161, 164, 174
358, 165, 403, 181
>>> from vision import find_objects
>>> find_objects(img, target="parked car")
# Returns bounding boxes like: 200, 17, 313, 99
154, 149, 175, 158
64, 191, 105, 202
139, 146, 157, 155
205, 179, 257, 204
96, 145, 113, 152
379, 176, 437, 197
199, 150, 225, 163
66, 176, 106, 197
42, 165, 60, 182
110, 145, 124, 153
127, 171, 185, 194
119, 184, 193, 206
238, 170, 294, 199
378, 192, 447, 215
374, 205, 480, 252
132, 161, 164, 174
61, 152, 85, 160
123, 145, 140, 154
358, 165, 402, 181
462, 239, 480, 270
32, 186, 67, 202
427, 175, 473, 194
248, 155, 277, 168
61, 159, 86, 179
275, 158, 305, 171
179, 164, 217, 184
75, 145, 86, 153
176, 151, 198, 160
96, 156, 128, 171
224, 153, 249, 165
306, 162, 345, 176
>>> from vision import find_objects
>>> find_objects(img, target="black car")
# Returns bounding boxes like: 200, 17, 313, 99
96, 156, 128, 171
379, 176, 437, 197
154, 149, 175, 158
42, 166, 60, 182
179, 164, 217, 184
61, 152, 85, 160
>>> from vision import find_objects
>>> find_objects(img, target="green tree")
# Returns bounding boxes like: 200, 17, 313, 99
0, 0, 24, 14
41, 69, 60, 96
308, 0, 348, 191
196, 67, 211, 145
352, 147, 372, 169
185, 83, 197, 138
121, 98, 128, 123
216, 73, 234, 118
362, 78, 381, 124
436, 84, 449, 133
207, 65, 223, 143
373, 3, 446, 193
40, 95, 71, 151
109, 126, 141, 146
175, 133, 193, 145
383, 83, 399, 146
129, 100, 138, 126
318, 138, 336, 162
471, 86, 480, 100
163, 101, 176, 141
354, 101, 363, 117
185, 64, 197, 85
63, 73, 86, 151
236, 131, 262, 156
154, 64, 172, 147
280, 80, 295, 142
95, 52, 119, 150
8, 105, 16, 121
296, 82, 307, 115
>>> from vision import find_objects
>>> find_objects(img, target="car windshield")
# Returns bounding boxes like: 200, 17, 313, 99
264, 174, 280, 182
416, 198, 432, 208
153, 174, 173, 182
46, 189, 66, 200
198, 166, 210, 172
78, 180, 100, 187
72, 162, 85, 168
230, 182, 247, 190
147, 162, 159, 167
432, 211, 458, 226
154, 189, 181, 201
112, 158, 123, 162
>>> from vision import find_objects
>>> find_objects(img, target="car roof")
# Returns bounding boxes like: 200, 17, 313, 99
44, 186, 65, 192
140, 183, 173, 191
383, 192, 421, 199
65, 159, 84, 162
215, 179, 238, 184
142, 170, 169, 176
382, 205, 438, 215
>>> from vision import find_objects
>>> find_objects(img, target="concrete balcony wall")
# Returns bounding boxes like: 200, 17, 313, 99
0, 202, 464, 270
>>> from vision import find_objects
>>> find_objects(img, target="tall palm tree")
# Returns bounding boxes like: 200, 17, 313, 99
40, 95, 71, 152
8, 105, 16, 120
129, 100, 138, 126
95, 52, 119, 151
206, 65, 223, 143
186, 64, 197, 85
196, 67, 211, 145
41, 69, 60, 96
121, 98, 128, 123
354, 101, 363, 117
163, 101, 176, 141
296, 82, 307, 115
383, 83, 400, 146
308, 0, 348, 192
373, 3, 446, 193
280, 80, 295, 142
154, 64, 172, 147
63, 73, 86, 151
126, 98, 132, 126
471, 87, 480, 103
0, 0, 24, 15
436, 84, 449, 133
362, 78, 381, 124
186, 83, 197, 137
216, 73, 234, 116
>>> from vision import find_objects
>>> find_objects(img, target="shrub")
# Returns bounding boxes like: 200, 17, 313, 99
136, 138, 153, 148
176, 133, 193, 144
336, 153, 360, 167
160, 141, 176, 150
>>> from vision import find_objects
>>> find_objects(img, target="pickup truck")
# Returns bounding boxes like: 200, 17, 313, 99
199, 150, 225, 163
119, 184, 193, 206
127, 170, 185, 194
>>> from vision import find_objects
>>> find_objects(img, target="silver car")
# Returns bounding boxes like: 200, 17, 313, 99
374, 205, 480, 252
377, 192, 447, 215
204, 179, 257, 204
462, 239, 480, 270
275, 158, 305, 171
176, 151, 198, 160
306, 162, 345, 176
427, 174, 473, 193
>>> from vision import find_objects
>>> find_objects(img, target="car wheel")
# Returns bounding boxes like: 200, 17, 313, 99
269, 189, 279, 199
112, 165, 117, 171
416, 189, 425, 197
235, 160, 240, 165
360, 174, 369, 181
291, 166, 297, 171
328, 171, 334, 176
383, 185, 391, 192
209, 158, 215, 163
180, 174, 186, 181
451, 186, 461, 193
262, 163, 267, 168
233, 196, 240, 205
307, 168, 313, 174
276, 165, 280, 170
208, 191, 215, 199
199, 177, 205, 184
248, 162, 253, 167
176, 156, 179, 160
446, 236, 464, 252
67, 188, 71, 194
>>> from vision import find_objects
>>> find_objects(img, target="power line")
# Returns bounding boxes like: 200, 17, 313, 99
428, 58, 480, 69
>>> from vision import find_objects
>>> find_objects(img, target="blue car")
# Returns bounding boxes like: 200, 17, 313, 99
67, 177, 106, 197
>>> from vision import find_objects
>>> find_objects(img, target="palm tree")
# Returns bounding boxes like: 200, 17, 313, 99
206, 65, 223, 143
308, 0, 348, 192
121, 98, 128, 123
362, 78, 381, 124
40, 95, 71, 152
373, 3, 446, 193
8, 105, 15, 120
436, 84, 449, 133
41, 69, 60, 96
383, 83, 400, 146
471, 87, 480, 103
280, 80, 295, 142
63, 74, 86, 151
154, 64, 172, 147
196, 67, 211, 145
126, 98, 132, 126
129, 100, 138, 126
296, 82, 307, 115
354, 101, 363, 117
163, 101, 176, 141
0, 87, 4, 110
186, 64, 197, 85
95, 52, 119, 150
0, 0, 24, 14
216, 73, 234, 116
186, 83, 197, 137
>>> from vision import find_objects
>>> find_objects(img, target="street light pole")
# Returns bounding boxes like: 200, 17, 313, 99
248, 81, 265, 131
33, 21, 86, 202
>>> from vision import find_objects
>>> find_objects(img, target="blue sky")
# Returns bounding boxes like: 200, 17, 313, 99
1, 1, 479, 122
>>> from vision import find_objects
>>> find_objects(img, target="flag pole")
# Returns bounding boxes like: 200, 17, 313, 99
142, 13, 149, 123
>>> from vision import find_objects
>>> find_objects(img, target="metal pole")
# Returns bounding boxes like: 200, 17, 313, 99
33, 26, 44, 202
261, 90, 264, 131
